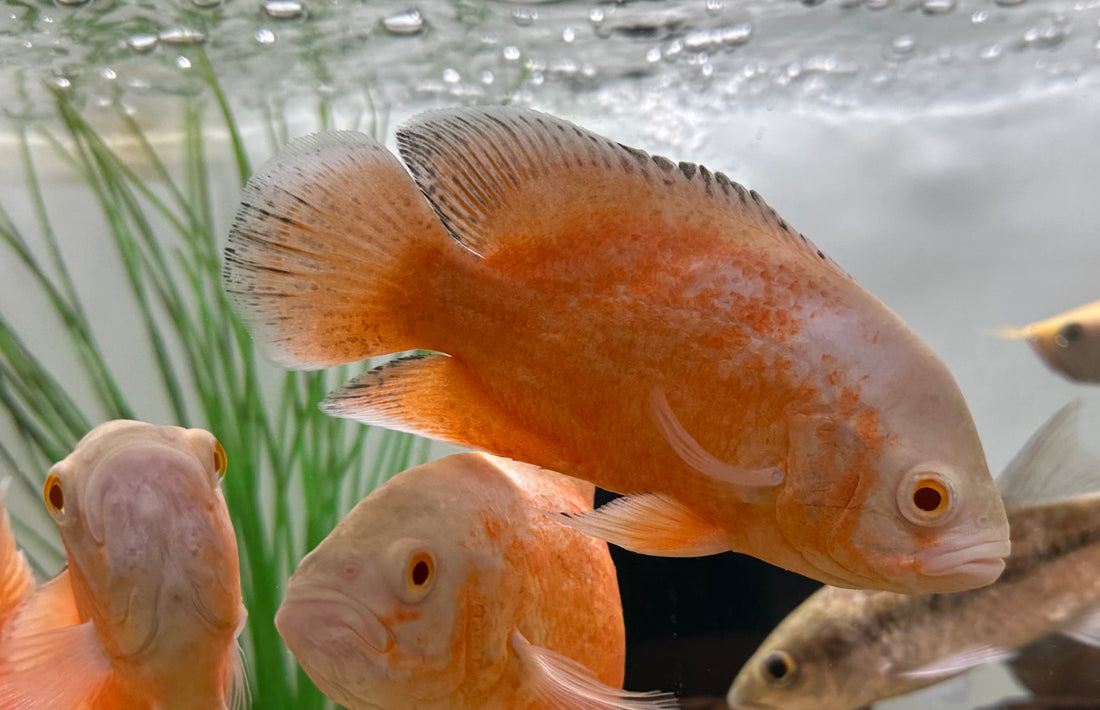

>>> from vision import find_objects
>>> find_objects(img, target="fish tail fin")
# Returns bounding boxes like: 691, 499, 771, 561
223, 131, 456, 369
511, 631, 680, 710
0, 479, 34, 630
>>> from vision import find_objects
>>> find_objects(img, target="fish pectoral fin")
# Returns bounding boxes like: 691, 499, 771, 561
649, 388, 783, 488
0, 478, 34, 627
557, 492, 728, 557
322, 353, 559, 460
894, 645, 1017, 681
996, 401, 1100, 508
511, 630, 679, 710
1059, 603, 1100, 648
0, 620, 112, 708
230, 619, 252, 710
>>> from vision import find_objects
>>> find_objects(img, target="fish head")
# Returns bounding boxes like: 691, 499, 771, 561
999, 303, 1100, 383
726, 588, 884, 710
777, 374, 1009, 594
43, 420, 242, 664
276, 453, 523, 709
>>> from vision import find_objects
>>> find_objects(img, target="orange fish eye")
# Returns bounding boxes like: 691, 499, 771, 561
405, 551, 435, 600
213, 440, 228, 481
897, 470, 956, 526
43, 473, 65, 518
761, 650, 798, 687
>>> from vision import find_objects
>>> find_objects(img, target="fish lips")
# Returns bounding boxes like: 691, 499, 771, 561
276, 590, 395, 677
914, 536, 1011, 590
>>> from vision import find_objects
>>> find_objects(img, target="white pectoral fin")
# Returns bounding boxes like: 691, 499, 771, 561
0, 620, 112, 708
512, 630, 679, 710
556, 492, 729, 557
894, 645, 1017, 681
649, 388, 783, 488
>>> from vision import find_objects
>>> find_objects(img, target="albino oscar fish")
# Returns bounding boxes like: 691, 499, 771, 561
224, 106, 1010, 594
0, 421, 247, 710
726, 402, 1100, 710
275, 452, 676, 710
999, 299, 1100, 383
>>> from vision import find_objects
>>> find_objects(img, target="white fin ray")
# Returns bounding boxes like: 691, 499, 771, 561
511, 630, 679, 710
0, 620, 112, 709
229, 605, 251, 710
996, 401, 1100, 507
557, 492, 728, 557
649, 388, 783, 488
1060, 603, 1100, 648
894, 645, 1017, 681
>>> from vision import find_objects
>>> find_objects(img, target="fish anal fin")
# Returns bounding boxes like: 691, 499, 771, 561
558, 492, 728, 557
511, 630, 679, 710
321, 354, 559, 462
0, 620, 112, 708
1060, 603, 1100, 648
397, 107, 835, 272
0, 479, 34, 628
894, 645, 1016, 681
224, 131, 454, 369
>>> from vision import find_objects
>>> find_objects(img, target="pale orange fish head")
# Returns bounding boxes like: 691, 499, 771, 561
276, 454, 523, 709
773, 332, 1010, 594
998, 299, 1100, 383
43, 421, 243, 677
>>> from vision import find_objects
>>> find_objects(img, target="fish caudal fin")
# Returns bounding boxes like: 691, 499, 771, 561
223, 131, 454, 369
322, 354, 560, 460
511, 631, 679, 710
0, 479, 34, 630
0, 620, 112, 709
559, 492, 729, 557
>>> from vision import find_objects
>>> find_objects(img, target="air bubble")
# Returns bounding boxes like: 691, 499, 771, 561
255, 28, 275, 44
920, 0, 955, 14
502, 45, 521, 61
682, 23, 752, 50
381, 9, 423, 35
1023, 22, 1068, 48
994, 0, 1025, 5
511, 8, 537, 27
442, 67, 460, 83
890, 34, 916, 53
562, 27, 576, 42
646, 47, 662, 62
864, 0, 891, 8
48, 76, 71, 90
705, 0, 723, 12
127, 33, 158, 53
263, 0, 305, 19
588, 7, 605, 24
979, 43, 1003, 60
54, 0, 90, 6
101, 68, 117, 80
972, 10, 989, 23
176, 56, 192, 70
159, 27, 206, 45
191, 0, 222, 7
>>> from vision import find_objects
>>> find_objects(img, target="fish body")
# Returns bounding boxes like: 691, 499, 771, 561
726, 402, 1100, 710
999, 299, 1100, 383
275, 452, 675, 710
224, 106, 1009, 594
0, 421, 246, 710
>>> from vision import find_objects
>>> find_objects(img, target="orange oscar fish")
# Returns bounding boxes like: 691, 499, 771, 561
0, 421, 246, 710
276, 452, 676, 710
224, 106, 1009, 594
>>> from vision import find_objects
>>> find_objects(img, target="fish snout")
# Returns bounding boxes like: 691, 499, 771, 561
913, 536, 1010, 591
276, 592, 394, 661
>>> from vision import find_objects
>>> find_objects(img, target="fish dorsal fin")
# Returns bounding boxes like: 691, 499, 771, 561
0, 620, 112, 708
0, 478, 35, 629
511, 630, 679, 709
396, 107, 840, 272
996, 401, 1100, 508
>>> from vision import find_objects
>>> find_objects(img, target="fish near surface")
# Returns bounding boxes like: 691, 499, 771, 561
726, 402, 1100, 710
275, 452, 676, 710
224, 106, 1009, 594
0, 421, 247, 710
999, 299, 1100, 383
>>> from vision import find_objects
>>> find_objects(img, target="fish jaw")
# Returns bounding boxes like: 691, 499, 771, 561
914, 536, 1010, 583
275, 588, 396, 706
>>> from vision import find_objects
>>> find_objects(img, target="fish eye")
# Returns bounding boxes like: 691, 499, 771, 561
405, 551, 435, 601
43, 473, 65, 520
761, 650, 798, 687
1056, 322, 1084, 347
897, 468, 957, 526
212, 439, 228, 481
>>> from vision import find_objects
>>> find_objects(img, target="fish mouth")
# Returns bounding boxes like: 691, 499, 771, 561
276, 591, 394, 659
915, 538, 1010, 581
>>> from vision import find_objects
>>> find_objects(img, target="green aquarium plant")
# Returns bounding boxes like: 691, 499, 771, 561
0, 52, 429, 709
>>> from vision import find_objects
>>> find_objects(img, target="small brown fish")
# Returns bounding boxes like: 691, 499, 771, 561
0, 421, 247, 710
999, 299, 1100, 383
275, 452, 676, 710
726, 402, 1100, 710
223, 106, 1009, 594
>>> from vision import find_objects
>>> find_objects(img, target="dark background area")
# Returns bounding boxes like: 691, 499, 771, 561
595, 488, 822, 699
